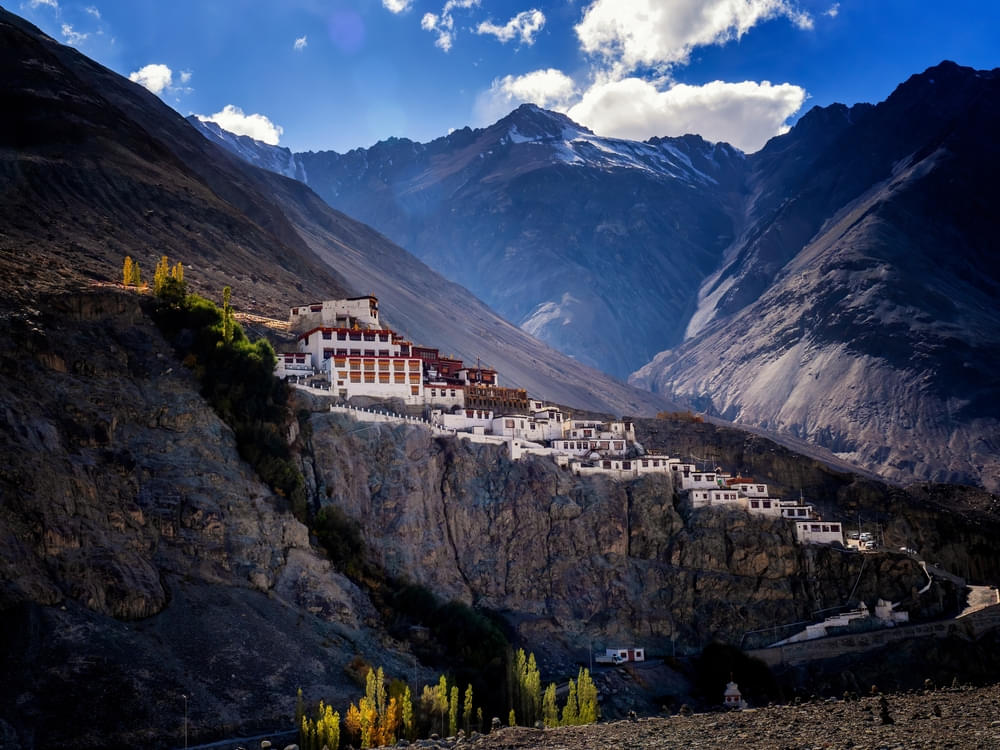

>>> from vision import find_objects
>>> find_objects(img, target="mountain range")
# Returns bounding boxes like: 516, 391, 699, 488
192, 63, 1000, 492
0, 7, 672, 419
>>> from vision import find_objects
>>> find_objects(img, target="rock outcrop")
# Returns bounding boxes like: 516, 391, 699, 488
304, 411, 961, 669
0, 292, 426, 749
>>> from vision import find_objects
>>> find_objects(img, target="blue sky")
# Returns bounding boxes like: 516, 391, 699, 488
13, 0, 1000, 153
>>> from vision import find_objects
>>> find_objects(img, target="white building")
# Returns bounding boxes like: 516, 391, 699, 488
779, 501, 816, 520
325, 352, 424, 401
794, 520, 844, 545
743, 497, 783, 516
690, 488, 742, 509
289, 295, 380, 332
727, 478, 771, 498
606, 647, 645, 663
678, 470, 723, 491
275, 351, 313, 379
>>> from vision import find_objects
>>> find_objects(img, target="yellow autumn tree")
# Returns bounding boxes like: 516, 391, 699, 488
153, 254, 170, 295
171, 261, 184, 283
344, 702, 362, 746
123, 256, 134, 286
576, 668, 599, 724
542, 683, 559, 727
401, 685, 414, 740
462, 684, 474, 733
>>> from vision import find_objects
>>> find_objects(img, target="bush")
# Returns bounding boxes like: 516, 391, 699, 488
150, 291, 308, 520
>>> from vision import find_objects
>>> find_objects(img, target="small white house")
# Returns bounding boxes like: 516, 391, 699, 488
607, 647, 644, 663
275, 351, 313, 379
678, 471, 722, 491
794, 520, 844, 545
690, 488, 741, 509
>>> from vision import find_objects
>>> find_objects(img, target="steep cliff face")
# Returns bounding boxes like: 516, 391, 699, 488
303, 411, 946, 667
0, 292, 423, 749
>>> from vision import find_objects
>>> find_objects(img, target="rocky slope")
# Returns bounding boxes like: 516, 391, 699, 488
465, 684, 1000, 750
299, 408, 1000, 674
196, 62, 1000, 492
0, 291, 427, 749
191, 105, 746, 379
0, 6, 674, 418
633, 62, 1000, 492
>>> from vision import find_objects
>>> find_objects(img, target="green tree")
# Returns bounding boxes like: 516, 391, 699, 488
130, 258, 141, 286
576, 668, 599, 724
448, 685, 459, 736
295, 687, 305, 730
542, 683, 559, 727
561, 678, 578, 726
436, 675, 449, 735
476, 707, 483, 733
122, 255, 134, 286
508, 708, 516, 727
401, 685, 414, 740
462, 683, 473, 733
222, 285, 234, 344
153, 254, 170, 295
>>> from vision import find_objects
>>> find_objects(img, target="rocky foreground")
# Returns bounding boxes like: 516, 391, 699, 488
460, 684, 1000, 750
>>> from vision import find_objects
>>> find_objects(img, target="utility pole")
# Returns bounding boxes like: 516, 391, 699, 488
182, 694, 188, 749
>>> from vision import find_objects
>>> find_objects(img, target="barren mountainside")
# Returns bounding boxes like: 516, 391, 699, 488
195, 62, 1000, 492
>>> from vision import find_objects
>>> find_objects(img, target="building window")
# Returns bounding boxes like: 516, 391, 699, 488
364, 373, 375, 383
411, 385, 419, 395
379, 374, 389, 384
831, 524, 840, 532
350, 372, 361, 383
505, 419, 514, 428
322, 331, 332, 340
430, 389, 437, 397
751, 501, 759, 508
337, 332, 346, 340
622, 461, 631, 470
394, 374, 405, 384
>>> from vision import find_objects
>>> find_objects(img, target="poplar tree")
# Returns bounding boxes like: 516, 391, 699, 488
561, 679, 578, 726
153, 254, 169, 295
130, 259, 141, 286
508, 708, 516, 727
576, 668, 599, 724
448, 685, 459, 736
436, 675, 448, 736
171, 261, 184, 283
462, 684, 473, 733
401, 685, 414, 740
122, 255, 133, 286
222, 285, 234, 344
542, 683, 559, 727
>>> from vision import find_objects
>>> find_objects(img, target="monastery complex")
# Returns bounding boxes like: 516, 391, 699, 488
276, 296, 844, 547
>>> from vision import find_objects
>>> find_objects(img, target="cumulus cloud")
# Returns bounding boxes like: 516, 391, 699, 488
61, 23, 88, 45
421, 0, 480, 51
196, 105, 284, 146
567, 76, 806, 152
475, 68, 577, 122
575, 0, 812, 75
824, 3, 839, 17
293, 35, 308, 51
128, 63, 174, 94
179, 70, 192, 84
476, 9, 545, 45
382, 0, 413, 12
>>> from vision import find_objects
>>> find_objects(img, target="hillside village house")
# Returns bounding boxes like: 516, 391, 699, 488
281, 296, 845, 548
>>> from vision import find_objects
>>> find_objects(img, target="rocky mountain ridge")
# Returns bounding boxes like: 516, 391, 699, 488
0, 6, 673, 418
193, 62, 1000, 492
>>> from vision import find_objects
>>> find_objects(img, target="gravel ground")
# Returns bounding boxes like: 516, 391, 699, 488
456, 684, 1000, 750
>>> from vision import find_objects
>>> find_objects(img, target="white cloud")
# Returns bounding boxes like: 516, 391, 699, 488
382, 0, 413, 12
128, 63, 174, 95
476, 9, 545, 45
293, 35, 308, 51
85, 5, 100, 18
575, 0, 812, 75
179, 70, 192, 84
421, 0, 480, 51
28, 0, 58, 8
824, 3, 839, 17
567, 76, 806, 152
476, 68, 578, 123
196, 105, 284, 146
60, 23, 88, 45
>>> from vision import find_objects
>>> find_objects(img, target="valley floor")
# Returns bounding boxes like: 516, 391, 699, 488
463, 684, 1000, 750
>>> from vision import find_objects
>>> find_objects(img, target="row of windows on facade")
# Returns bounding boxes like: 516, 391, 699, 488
336, 372, 422, 384
324, 348, 394, 358
318, 331, 392, 342
333, 359, 422, 371
555, 440, 627, 451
